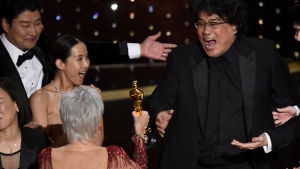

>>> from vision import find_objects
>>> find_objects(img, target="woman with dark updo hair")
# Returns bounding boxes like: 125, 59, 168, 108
29, 34, 104, 148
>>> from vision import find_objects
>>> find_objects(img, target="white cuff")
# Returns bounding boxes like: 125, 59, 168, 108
294, 105, 300, 116
127, 43, 140, 59
262, 133, 272, 153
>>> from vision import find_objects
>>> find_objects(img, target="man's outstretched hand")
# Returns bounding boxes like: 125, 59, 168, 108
140, 32, 177, 61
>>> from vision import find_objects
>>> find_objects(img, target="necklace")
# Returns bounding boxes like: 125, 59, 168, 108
51, 80, 62, 94
0, 135, 21, 156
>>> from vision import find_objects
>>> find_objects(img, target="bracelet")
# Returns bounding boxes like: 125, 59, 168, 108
136, 133, 148, 142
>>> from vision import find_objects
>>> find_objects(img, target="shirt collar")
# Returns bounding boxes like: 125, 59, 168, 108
219, 39, 238, 64
0, 33, 30, 65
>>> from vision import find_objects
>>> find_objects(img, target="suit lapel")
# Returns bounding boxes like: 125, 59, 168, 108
34, 46, 49, 87
20, 141, 38, 169
239, 50, 256, 137
191, 44, 208, 142
0, 41, 28, 98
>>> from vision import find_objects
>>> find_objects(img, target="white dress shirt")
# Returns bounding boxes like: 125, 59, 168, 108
128, 43, 140, 59
1, 34, 43, 98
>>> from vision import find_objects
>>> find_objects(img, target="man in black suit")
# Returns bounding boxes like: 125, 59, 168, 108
231, 0, 300, 158
271, 1, 300, 126
0, 0, 176, 99
144, 0, 294, 168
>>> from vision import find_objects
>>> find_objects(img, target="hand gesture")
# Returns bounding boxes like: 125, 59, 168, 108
24, 121, 42, 129
156, 109, 174, 137
273, 106, 297, 126
132, 111, 150, 135
140, 32, 177, 61
231, 134, 268, 150
293, 161, 300, 169
90, 84, 103, 97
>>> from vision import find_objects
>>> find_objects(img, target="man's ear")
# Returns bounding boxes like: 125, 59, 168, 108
2, 17, 9, 33
232, 25, 238, 34
55, 59, 65, 70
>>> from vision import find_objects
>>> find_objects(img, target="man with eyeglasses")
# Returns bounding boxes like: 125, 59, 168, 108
144, 0, 293, 168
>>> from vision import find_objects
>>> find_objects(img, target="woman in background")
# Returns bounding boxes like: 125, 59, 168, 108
30, 34, 103, 147
39, 86, 149, 169
0, 77, 49, 169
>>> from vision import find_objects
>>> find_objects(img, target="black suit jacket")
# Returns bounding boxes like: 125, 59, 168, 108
266, 113, 300, 152
144, 36, 294, 169
0, 127, 50, 169
0, 40, 49, 101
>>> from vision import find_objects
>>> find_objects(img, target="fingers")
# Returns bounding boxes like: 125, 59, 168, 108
272, 111, 279, 116
24, 122, 43, 129
274, 120, 282, 125
155, 110, 174, 138
163, 43, 177, 49
162, 44, 177, 58
155, 114, 166, 137
252, 136, 264, 142
276, 107, 289, 112
157, 127, 165, 138
231, 140, 256, 150
148, 31, 161, 41
133, 111, 150, 135
168, 109, 174, 115
164, 48, 172, 54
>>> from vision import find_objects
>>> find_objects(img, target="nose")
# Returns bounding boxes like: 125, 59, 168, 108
29, 25, 36, 36
297, 33, 300, 41
83, 57, 90, 68
202, 24, 212, 34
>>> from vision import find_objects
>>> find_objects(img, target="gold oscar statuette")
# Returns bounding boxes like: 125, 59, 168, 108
129, 80, 156, 149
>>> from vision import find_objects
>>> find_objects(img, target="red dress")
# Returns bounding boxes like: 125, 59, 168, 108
38, 136, 147, 169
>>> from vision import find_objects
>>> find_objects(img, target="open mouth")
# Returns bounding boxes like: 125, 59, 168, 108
79, 71, 86, 79
204, 39, 216, 50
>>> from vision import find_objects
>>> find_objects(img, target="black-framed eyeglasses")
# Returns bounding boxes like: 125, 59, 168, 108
194, 22, 228, 29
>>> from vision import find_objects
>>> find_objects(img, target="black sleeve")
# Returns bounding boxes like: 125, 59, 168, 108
85, 41, 130, 65
267, 115, 300, 151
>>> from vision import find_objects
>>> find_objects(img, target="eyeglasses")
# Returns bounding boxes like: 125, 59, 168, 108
194, 22, 228, 29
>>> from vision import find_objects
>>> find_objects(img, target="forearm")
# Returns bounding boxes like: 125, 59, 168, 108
267, 115, 300, 151
132, 136, 147, 169
85, 41, 130, 64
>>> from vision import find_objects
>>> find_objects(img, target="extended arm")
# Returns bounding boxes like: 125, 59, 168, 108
232, 115, 300, 152
107, 111, 149, 169
86, 32, 177, 65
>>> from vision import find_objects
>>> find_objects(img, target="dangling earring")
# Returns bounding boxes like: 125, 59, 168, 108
17, 110, 19, 113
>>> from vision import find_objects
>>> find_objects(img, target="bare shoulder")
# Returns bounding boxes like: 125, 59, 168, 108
80, 85, 103, 97
30, 84, 52, 101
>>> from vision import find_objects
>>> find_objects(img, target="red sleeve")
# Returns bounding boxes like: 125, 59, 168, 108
107, 136, 147, 169
38, 147, 52, 169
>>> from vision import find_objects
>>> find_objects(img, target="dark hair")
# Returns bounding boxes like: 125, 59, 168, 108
0, 0, 42, 32
189, 0, 248, 36
0, 77, 32, 126
49, 34, 81, 72
291, 1, 300, 25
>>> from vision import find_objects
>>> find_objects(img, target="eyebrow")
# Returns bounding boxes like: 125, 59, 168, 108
76, 54, 88, 57
19, 18, 41, 23
197, 18, 222, 22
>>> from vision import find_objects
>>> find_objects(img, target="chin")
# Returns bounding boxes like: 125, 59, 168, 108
206, 52, 220, 58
